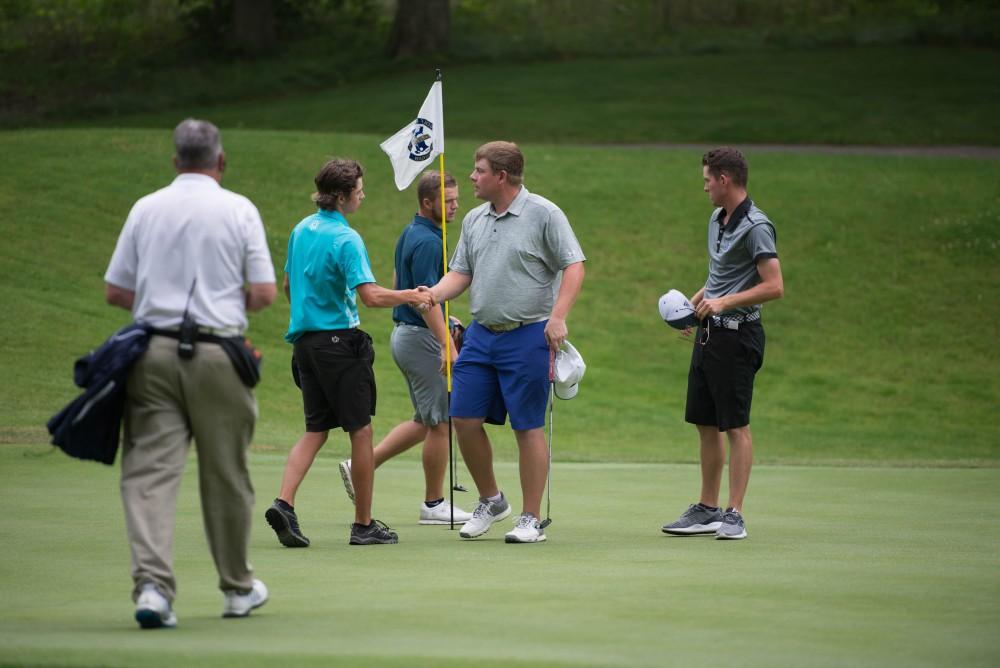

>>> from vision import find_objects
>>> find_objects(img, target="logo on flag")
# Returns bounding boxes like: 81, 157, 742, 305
408, 118, 435, 162
381, 81, 444, 190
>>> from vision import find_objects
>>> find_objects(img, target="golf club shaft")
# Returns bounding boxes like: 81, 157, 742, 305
448, 406, 454, 529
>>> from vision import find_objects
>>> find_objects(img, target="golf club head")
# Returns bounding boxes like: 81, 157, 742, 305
539, 518, 552, 529
452, 483, 468, 492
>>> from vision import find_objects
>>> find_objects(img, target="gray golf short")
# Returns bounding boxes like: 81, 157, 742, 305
390, 323, 448, 426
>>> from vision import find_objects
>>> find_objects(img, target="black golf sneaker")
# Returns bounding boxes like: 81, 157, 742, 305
265, 499, 310, 548
349, 519, 399, 545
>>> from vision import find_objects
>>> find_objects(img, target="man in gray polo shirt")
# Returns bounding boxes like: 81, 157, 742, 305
429, 141, 586, 544
662, 147, 784, 541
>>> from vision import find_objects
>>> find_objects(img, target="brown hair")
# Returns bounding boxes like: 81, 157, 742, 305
312, 159, 364, 211
474, 141, 524, 187
702, 147, 748, 187
417, 170, 457, 206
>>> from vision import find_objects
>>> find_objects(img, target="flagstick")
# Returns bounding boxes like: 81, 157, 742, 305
438, 149, 458, 529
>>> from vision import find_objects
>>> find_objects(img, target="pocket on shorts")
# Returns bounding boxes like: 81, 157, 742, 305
354, 330, 375, 364
739, 327, 765, 372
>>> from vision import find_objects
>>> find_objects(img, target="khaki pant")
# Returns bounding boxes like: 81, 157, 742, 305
121, 336, 257, 602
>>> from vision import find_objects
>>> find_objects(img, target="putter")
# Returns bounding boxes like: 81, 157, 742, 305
540, 360, 555, 530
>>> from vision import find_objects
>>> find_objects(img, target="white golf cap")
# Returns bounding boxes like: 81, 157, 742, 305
658, 289, 699, 330
553, 340, 586, 400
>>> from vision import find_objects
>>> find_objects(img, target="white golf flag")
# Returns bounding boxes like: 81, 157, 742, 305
380, 81, 444, 191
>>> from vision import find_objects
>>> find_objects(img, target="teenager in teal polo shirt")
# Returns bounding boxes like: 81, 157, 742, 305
337, 171, 474, 526
265, 159, 433, 547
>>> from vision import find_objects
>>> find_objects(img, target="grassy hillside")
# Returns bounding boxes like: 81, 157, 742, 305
81, 47, 1000, 146
1, 127, 997, 465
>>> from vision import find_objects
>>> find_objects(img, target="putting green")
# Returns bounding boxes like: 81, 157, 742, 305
1, 447, 997, 667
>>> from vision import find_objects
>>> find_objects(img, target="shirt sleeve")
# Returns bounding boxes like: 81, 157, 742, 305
745, 222, 778, 262
410, 238, 445, 287
342, 233, 377, 290
241, 201, 276, 283
543, 207, 586, 270
284, 230, 294, 274
449, 222, 472, 274
104, 203, 140, 290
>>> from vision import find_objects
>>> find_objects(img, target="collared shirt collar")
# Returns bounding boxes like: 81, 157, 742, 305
489, 186, 530, 218
717, 196, 752, 228
316, 208, 349, 225
412, 213, 442, 237
173, 173, 220, 187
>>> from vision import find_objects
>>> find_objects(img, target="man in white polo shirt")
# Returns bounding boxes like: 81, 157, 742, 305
104, 118, 277, 629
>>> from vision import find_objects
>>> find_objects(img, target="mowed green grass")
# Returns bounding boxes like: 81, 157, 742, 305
94, 47, 1000, 146
1, 127, 998, 464
0, 446, 998, 668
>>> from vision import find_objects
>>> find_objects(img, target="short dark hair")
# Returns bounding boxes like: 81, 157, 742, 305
312, 159, 363, 211
417, 170, 457, 206
702, 147, 748, 187
475, 141, 524, 187
174, 118, 222, 170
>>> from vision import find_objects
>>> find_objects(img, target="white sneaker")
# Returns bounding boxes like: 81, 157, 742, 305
505, 513, 547, 543
459, 493, 512, 538
338, 460, 355, 504
222, 578, 269, 618
419, 500, 473, 525
134, 583, 177, 629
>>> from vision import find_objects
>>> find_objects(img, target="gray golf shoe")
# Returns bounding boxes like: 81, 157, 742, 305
459, 493, 512, 538
661, 503, 724, 535
715, 509, 748, 540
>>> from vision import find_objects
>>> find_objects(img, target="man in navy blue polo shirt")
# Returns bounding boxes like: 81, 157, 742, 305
338, 171, 473, 525
662, 147, 784, 541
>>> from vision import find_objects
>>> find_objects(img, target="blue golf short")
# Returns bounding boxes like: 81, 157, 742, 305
450, 320, 551, 430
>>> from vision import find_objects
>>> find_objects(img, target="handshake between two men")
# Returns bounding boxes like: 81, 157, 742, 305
409, 285, 436, 311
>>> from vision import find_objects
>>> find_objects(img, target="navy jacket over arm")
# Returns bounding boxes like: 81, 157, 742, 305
47, 324, 150, 465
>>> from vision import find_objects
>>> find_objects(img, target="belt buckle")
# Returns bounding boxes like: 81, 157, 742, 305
714, 315, 739, 331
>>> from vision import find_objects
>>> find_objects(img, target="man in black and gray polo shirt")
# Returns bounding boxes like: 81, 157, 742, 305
662, 147, 784, 541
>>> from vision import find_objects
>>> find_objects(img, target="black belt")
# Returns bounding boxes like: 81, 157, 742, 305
150, 328, 228, 344
150, 329, 261, 388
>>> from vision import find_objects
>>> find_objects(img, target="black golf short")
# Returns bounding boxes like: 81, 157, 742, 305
293, 328, 376, 433
685, 321, 765, 431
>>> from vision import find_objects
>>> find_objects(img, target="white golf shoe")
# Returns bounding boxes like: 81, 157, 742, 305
222, 578, 269, 618
419, 500, 473, 525
338, 459, 355, 504
134, 583, 177, 629
459, 493, 511, 538
505, 513, 547, 544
